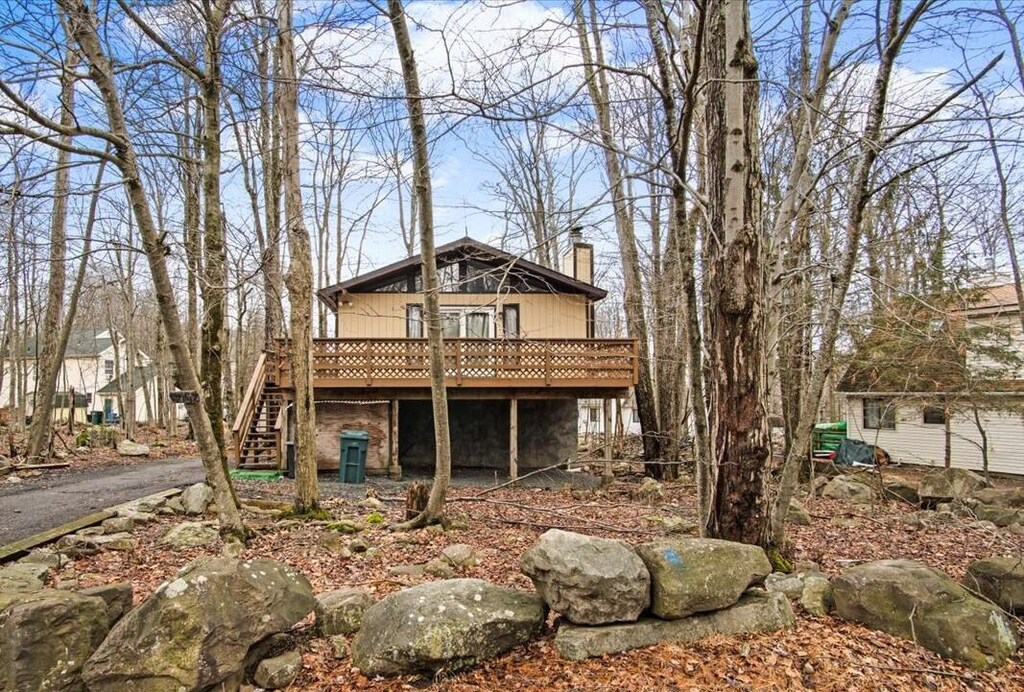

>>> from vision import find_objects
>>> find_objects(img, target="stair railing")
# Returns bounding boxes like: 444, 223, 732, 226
232, 351, 267, 461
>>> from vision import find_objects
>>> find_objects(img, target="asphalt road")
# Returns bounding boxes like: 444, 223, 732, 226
0, 458, 204, 545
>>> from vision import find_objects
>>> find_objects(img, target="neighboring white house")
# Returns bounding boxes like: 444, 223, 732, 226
578, 394, 643, 437
839, 281, 1024, 476
0, 329, 162, 424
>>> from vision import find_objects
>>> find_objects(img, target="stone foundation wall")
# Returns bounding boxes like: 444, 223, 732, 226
313, 401, 389, 473
399, 398, 577, 471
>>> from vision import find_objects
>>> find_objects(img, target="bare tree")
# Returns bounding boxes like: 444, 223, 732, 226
278, 0, 319, 513
386, 0, 452, 528
52, 0, 246, 538
24, 36, 77, 461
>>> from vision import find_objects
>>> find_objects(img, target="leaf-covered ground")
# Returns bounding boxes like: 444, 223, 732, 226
54, 467, 1024, 691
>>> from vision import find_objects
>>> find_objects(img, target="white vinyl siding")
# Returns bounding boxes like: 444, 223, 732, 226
845, 396, 1024, 476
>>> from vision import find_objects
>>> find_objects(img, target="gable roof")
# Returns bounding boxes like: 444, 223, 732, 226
21, 330, 112, 358
317, 237, 606, 310
97, 364, 157, 395
953, 282, 1021, 317
838, 284, 1024, 394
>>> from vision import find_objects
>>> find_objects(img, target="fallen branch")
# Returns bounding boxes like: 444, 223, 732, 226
812, 511, 889, 527
11, 461, 71, 470
472, 458, 574, 496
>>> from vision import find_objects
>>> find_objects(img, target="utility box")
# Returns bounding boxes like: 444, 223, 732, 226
340, 430, 369, 484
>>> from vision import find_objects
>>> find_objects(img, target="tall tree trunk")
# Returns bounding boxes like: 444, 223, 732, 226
277, 0, 319, 513
181, 77, 202, 373
200, 0, 232, 466
388, 0, 452, 528
574, 0, 665, 476
60, 0, 245, 539
644, 1, 709, 491
25, 45, 77, 461
703, 0, 772, 546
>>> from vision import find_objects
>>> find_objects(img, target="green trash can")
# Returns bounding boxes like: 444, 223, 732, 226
88, 410, 103, 425
339, 430, 369, 484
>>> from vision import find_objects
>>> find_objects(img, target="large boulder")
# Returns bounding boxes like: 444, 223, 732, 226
82, 558, 315, 691
636, 538, 771, 619
116, 440, 150, 457
822, 475, 875, 504
918, 468, 990, 506
78, 583, 134, 628
315, 587, 374, 635
972, 504, 1023, 528
253, 650, 302, 689
351, 578, 545, 677
180, 483, 214, 515
0, 588, 110, 692
0, 562, 48, 592
160, 521, 219, 547
833, 559, 1018, 669
970, 487, 1024, 508
519, 529, 650, 625
964, 557, 1024, 615
882, 479, 920, 505
555, 590, 794, 661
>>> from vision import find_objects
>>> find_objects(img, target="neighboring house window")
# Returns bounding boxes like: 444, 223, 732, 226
863, 398, 896, 429
502, 304, 520, 339
104, 359, 114, 379
588, 406, 600, 423
406, 304, 423, 338
923, 405, 946, 425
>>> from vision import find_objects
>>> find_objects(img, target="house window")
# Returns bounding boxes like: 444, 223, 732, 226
104, 359, 115, 379
588, 406, 601, 423
502, 304, 520, 339
863, 398, 896, 430
406, 304, 423, 338
440, 308, 493, 339
923, 405, 946, 425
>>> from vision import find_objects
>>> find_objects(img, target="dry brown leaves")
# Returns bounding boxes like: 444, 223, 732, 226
52, 469, 1024, 692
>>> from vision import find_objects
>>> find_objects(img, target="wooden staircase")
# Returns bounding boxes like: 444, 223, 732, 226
232, 353, 285, 469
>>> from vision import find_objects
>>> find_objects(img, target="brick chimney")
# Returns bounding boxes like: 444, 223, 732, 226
561, 226, 593, 285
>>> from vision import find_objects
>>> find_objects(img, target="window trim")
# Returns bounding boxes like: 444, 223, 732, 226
863, 398, 896, 430
922, 405, 947, 425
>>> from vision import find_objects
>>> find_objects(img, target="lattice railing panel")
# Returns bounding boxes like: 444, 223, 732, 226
272, 338, 637, 388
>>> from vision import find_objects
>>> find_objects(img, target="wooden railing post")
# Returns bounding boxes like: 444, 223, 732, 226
364, 340, 373, 386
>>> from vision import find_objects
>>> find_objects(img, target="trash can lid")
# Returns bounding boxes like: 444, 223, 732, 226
340, 430, 370, 440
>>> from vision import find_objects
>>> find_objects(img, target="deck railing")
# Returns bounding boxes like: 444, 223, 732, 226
270, 338, 638, 389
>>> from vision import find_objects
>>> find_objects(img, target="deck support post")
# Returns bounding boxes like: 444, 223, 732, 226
389, 399, 402, 480
602, 398, 614, 486
509, 398, 518, 480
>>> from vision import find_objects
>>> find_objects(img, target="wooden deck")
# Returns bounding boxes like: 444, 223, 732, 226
233, 338, 637, 467
269, 338, 638, 389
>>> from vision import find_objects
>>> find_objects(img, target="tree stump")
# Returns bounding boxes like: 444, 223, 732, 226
405, 482, 429, 520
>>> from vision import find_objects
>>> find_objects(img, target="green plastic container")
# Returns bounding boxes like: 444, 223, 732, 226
340, 430, 369, 484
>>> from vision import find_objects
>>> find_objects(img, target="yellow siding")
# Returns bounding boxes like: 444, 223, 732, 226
336, 292, 589, 339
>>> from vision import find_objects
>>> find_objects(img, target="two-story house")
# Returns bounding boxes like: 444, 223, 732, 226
0, 329, 157, 424
232, 234, 638, 478
838, 281, 1024, 475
